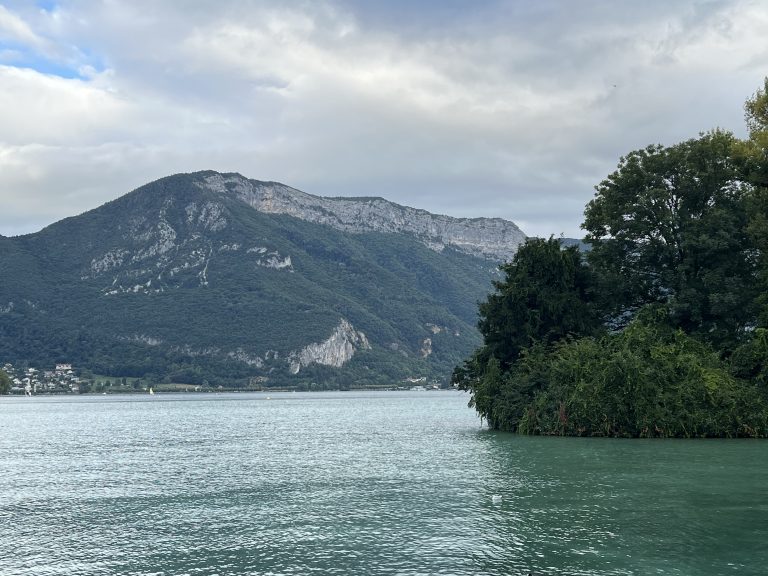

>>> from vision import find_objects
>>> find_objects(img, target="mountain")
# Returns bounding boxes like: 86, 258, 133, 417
201, 172, 525, 261
0, 171, 526, 388
559, 237, 591, 252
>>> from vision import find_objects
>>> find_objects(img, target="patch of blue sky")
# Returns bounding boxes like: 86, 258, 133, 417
36, 0, 57, 12
0, 40, 104, 79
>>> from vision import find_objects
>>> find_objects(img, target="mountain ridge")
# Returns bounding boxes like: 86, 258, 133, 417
193, 171, 526, 261
0, 171, 526, 387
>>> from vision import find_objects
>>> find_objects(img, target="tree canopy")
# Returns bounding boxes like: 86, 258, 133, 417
583, 130, 756, 348
453, 237, 602, 428
456, 79, 768, 437
478, 237, 601, 367
0, 370, 10, 395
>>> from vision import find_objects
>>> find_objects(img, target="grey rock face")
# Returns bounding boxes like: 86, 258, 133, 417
198, 173, 526, 261
288, 319, 371, 374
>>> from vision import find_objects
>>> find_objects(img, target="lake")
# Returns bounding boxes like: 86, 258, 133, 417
1, 391, 767, 575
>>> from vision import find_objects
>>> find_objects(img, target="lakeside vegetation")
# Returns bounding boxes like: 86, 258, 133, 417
454, 79, 768, 437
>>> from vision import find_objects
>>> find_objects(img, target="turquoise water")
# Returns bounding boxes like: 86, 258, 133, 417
1, 391, 767, 575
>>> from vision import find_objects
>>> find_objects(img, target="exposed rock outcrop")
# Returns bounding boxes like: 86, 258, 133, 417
198, 173, 525, 261
288, 319, 371, 374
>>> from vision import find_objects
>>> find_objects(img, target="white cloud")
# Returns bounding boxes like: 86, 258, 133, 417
0, 66, 126, 145
1, 0, 767, 238
0, 4, 46, 48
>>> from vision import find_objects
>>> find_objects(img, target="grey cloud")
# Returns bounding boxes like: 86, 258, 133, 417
0, 0, 766, 239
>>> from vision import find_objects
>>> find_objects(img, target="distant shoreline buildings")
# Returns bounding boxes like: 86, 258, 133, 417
2, 362, 80, 395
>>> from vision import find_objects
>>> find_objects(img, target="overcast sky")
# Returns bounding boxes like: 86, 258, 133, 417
1, 0, 766, 238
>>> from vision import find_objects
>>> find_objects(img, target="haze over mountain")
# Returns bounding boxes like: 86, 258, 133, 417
0, 171, 526, 387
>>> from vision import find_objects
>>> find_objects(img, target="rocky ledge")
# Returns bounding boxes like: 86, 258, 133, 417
288, 319, 371, 374
198, 172, 525, 261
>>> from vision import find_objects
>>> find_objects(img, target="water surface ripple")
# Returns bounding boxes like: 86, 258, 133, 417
1, 391, 767, 575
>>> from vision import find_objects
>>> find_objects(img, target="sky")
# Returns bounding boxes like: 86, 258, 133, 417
0, 0, 766, 238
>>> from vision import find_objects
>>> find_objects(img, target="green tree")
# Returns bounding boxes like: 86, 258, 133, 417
740, 79, 768, 325
453, 237, 601, 421
456, 80, 768, 435
583, 130, 756, 348
742, 76, 768, 187
731, 328, 768, 387
514, 308, 768, 437
478, 237, 600, 367
0, 370, 11, 394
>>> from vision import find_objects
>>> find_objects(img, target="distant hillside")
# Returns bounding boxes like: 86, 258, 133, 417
0, 171, 527, 387
559, 237, 591, 252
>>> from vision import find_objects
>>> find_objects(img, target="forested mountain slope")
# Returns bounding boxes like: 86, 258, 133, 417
0, 171, 526, 387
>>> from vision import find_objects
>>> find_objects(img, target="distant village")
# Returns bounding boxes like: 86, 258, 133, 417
2, 362, 83, 395
2, 362, 445, 394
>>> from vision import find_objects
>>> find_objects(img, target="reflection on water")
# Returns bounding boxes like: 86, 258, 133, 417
478, 433, 768, 575
1, 391, 767, 575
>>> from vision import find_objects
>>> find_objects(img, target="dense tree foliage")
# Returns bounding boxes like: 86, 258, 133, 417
453, 237, 602, 426
0, 370, 10, 394
514, 310, 768, 438
479, 237, 601, 367
741, 80, 768, 329
583, 131, 756, 348
457, 80, 768, 437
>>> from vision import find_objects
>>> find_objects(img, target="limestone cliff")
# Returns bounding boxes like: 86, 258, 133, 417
288, 319, 371, 374
198, 173, 525, 261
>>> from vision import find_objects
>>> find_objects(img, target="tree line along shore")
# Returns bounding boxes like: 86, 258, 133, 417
454, 79, 768, 438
